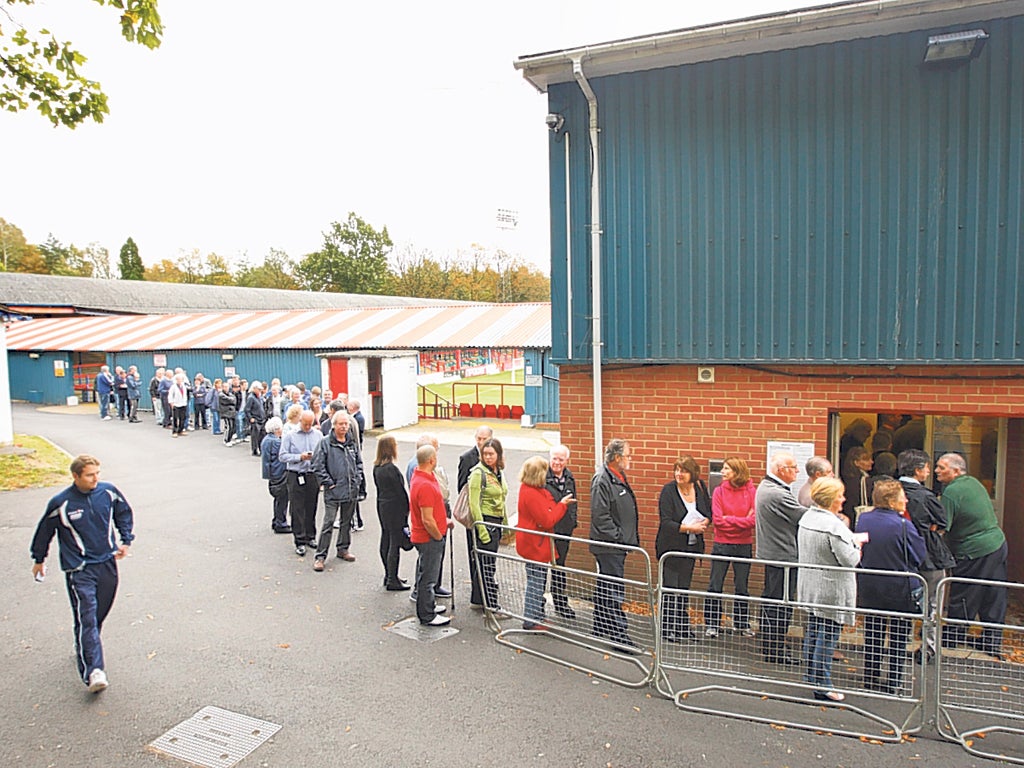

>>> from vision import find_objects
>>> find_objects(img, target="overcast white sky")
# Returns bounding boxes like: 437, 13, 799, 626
2, 0, 802, 274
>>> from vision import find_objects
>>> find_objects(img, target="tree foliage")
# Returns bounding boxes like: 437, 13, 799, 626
118, 236, 143, 279
235, 248, 298, 290
1, 0, 162, 128
386, 245, 549, 303
0, 212, 550, 302
296, 212, 393, 294
0, 217, 38, 271
142, 258, 185, 283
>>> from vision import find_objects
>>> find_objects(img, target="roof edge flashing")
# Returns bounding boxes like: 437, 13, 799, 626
515, 0, 1024, 90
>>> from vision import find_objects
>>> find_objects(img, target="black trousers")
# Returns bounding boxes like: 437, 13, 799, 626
760, 563, 798, 660
171, 405, 187, 434
660, 549, 699, 634
250, 422, 265, 455
550, 537, 572, 608
269, 478, 289, 530
944, 541, 1008, 654
287, 471, 321, 545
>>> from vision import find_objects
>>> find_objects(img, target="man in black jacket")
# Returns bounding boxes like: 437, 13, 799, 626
589, 438, 640, 653
458, 425, 493, 607
545, 444, 577, 619
898, 449, 955, 662
244, 381, 267, 456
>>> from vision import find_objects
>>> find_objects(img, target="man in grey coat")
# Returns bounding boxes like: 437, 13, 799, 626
311, 411, 364, 569
755, 451, 807, 665
589, 438, 640, 654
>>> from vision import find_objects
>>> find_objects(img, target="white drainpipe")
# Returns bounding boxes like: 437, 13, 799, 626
572, 56, 603, 471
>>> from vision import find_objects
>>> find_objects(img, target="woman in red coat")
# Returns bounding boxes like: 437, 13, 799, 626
517, 456, 575, 630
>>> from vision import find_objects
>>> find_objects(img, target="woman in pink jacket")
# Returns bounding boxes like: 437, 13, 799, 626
517, 456, 574, 631
704, 457, 757, 638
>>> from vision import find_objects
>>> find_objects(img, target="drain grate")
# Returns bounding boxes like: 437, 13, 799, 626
147, 706, 280, 768
387, 615, 460, 642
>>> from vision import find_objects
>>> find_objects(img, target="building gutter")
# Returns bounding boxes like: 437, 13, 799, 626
515, 0, 1024, 92
572, 56, 604, 472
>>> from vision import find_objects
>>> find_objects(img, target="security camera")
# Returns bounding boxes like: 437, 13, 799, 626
545, 113, 564, 132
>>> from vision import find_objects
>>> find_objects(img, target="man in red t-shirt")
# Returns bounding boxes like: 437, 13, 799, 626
410, 445, 452, 626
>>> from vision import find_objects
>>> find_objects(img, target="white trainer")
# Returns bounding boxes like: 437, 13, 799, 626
87, 668, 108, 693
434, 605, 447, 614
425, 614, 451, 627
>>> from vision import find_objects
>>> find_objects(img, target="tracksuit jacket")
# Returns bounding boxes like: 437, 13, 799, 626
30, 482, 134, 572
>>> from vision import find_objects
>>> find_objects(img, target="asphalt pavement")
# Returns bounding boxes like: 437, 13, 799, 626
0, 404, 995, 767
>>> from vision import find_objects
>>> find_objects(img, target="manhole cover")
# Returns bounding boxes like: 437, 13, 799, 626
147, 706, 280, 768
387, 615, 460, 642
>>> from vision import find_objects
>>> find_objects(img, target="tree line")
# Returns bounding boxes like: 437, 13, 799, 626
0, 213, 550, 303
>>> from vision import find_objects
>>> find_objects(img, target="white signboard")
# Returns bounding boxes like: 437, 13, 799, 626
766, 440, 817, 490
525, 374, 542, 388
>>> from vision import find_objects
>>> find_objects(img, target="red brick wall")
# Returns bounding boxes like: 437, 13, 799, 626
561, 363, 1024, 581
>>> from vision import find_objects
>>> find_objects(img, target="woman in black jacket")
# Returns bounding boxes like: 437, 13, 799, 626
217, 383, 237, 446
656, 455, 712, 642
373, 435, 410, 590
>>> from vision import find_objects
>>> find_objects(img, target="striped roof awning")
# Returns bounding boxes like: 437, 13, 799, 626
4, 303, 552, 352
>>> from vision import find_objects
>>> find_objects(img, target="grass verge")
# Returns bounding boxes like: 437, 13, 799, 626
0, 434, 71, 491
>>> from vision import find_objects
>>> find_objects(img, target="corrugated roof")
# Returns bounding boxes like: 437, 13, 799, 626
0, 273, 468, 316
4, 303, 552, 352
515, 0, 1024, 91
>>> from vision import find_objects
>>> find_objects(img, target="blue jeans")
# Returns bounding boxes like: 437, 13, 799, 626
524, 562, 549, 623
211, 409, 221, 434
414, 538, 445, 623
98, 393, 110, 419
803, 613, 840, 693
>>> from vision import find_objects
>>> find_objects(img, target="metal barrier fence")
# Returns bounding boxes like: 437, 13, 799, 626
655, 551, 928, 742
470, 524, 657, 687
471, 530, 1022, 758
935, 577, 1024, 764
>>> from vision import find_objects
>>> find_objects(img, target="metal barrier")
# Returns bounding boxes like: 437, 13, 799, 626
471, 523, 657, 687
654, 551, 928, 742
935, 577, 1024, 764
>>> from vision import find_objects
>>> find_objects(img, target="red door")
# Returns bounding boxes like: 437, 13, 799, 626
328, 358, 348, 396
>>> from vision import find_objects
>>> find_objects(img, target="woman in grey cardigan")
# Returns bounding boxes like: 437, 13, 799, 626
797, 477, 863, 702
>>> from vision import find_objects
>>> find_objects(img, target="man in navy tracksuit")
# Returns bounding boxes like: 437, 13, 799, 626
30, 455, 134, 693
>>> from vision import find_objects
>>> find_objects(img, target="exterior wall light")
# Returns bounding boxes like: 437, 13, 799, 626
28, 352, 41, 359
221, 354, 234, 361
924, 29, 988, 65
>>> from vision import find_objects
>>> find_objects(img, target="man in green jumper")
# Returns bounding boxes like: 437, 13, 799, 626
935, 453, 1008, 657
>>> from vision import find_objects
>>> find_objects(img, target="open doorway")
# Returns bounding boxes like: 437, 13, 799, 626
831, 412, 1005, 518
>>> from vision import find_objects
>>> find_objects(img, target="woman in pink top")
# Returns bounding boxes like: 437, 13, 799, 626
704, 457, 757, 638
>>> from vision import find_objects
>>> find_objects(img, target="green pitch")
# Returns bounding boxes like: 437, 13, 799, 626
419, 370, 525, 407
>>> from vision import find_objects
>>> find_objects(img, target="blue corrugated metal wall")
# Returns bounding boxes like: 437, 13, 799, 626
9, 352, 76, 404
548, 14, 1024, 364
108, 349, 329, 410
523, 348, 560, 424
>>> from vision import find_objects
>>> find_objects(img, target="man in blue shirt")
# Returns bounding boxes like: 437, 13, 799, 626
30, 455, 134, 693
280, 411, 324, 555
94, 365, 114, 420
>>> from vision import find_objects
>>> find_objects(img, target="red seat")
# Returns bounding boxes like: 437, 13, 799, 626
497, 404, 511, 419
510, 405, 524, 419
471, 403, 484, 418
483, 404, 498, 419
458, 403, 471, 417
